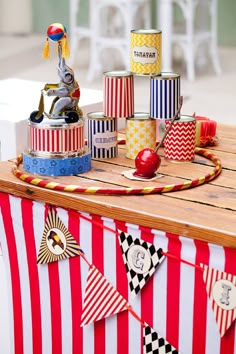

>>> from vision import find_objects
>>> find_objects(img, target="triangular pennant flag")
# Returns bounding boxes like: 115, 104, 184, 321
37, 208, 84, 264
143, 324, 179, 354
81, 265, 128, 326
118, 231, 166, 297
201, 263, 236, 337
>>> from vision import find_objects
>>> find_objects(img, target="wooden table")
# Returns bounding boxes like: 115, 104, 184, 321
0, 124, 235, 247
0, 123, 235, 354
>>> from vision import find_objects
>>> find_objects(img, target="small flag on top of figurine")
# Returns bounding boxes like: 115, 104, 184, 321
43, 22, 70, 59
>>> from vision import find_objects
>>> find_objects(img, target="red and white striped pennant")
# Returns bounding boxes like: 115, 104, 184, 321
81, 265, 129, 326
201, 263, 236, 337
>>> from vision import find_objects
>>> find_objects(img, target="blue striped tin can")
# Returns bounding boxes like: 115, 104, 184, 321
87, 112, 118, 159
150, 72, 181, 119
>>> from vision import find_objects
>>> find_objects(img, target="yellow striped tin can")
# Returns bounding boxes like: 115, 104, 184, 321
130, 29, 162, 76
125, 113, 156, 159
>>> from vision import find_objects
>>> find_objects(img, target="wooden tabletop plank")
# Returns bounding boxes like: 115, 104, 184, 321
210, 139, 236, 154
0, 159, 235, 248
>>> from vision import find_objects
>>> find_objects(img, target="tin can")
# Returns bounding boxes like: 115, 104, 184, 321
150, 72, 181, 119
130, 29, 162, 75
87, 112, 118, 159
126, 113, 156, 159
28, 119, 85, 157
103, 70, 134, 118
164, 115, 196, 162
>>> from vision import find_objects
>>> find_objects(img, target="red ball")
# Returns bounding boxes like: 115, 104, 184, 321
134, 148, 161, 179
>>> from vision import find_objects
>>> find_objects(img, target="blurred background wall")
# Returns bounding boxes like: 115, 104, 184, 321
0, 0, 235, 47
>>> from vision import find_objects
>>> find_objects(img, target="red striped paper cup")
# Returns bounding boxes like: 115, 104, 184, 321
164, 115, 196, 162
103, 71, 134, 118
28, 120, 84, 156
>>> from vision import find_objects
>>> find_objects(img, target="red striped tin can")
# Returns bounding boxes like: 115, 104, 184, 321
28, 120, 84, 156
103, 70, 134, 118
164, 115, 196, 162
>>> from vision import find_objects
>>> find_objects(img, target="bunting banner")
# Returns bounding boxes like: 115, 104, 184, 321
201, 263, 236, 337
118, 231, 166, 297
0, 192, 236, 354
81, 265, 129, 326
37, 207, 84, 264
143, 323, 179, 354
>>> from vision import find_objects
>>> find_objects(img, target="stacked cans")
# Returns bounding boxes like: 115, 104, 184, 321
130, 29, 196, 163
88, 28, 196, 163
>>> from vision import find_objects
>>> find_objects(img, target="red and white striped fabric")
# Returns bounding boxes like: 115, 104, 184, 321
0, 192, 236, 354
103, 73, 134, 118
29, 123, 84, 154
201, 264, 236, 337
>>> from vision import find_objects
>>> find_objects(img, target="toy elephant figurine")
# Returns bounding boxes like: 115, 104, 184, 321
29, 45, 83, 124
47, 45, 83, 118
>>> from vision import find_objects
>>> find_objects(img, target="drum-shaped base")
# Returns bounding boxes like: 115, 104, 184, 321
23, 151, 91, 176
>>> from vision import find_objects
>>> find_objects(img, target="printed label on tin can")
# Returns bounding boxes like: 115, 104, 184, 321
132, 45, 157, 65
93, 131, 117, 150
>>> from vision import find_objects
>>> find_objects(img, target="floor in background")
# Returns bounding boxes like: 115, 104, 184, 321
0, 33, 235, 125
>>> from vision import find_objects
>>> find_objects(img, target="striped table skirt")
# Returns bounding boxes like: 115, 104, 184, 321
0, 193, 235, 354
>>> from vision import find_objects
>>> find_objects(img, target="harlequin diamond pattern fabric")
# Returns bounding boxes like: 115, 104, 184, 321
143, 325, 179, 354
118, 231, 165, 297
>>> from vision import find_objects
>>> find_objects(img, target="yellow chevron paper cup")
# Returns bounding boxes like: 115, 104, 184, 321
164, 115, 196, 162
126, 114, 156, 159
130, 29, 162, 75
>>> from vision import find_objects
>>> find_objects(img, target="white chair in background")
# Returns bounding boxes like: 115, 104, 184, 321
69, 0, 151, 81
171, 0, 222, 81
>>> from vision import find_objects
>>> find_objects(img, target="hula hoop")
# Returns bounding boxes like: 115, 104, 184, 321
12, 147, 222, 195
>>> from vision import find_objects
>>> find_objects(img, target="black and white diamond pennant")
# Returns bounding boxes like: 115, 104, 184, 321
37, 208, 84, 264
143, 324, 179, 354
118, 231, 166, 297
